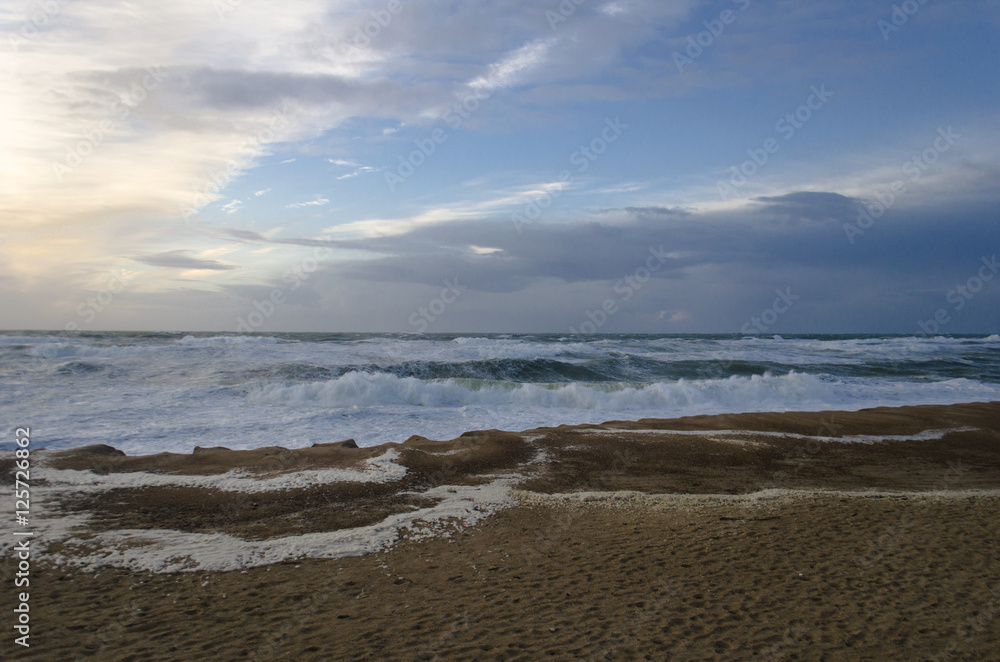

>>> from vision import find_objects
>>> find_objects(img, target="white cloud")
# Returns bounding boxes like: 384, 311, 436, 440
0, 0, 691, 281
336, 165, 377, 180
468, 245, 503, 255
468, 38, 554, 92
596, 183, 644, 194
323, 180, 575, 237
286, 195, 330, 208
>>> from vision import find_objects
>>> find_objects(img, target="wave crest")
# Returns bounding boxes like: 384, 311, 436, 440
246, 371, 845, 410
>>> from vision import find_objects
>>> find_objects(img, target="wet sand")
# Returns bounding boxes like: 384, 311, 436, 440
3, 401, 1000, 660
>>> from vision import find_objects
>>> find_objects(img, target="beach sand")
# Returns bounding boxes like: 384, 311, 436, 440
4, 402, 1000, 661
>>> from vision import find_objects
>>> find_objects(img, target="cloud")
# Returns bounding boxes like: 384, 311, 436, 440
286, 196, 330, 208
222, 187, 999, 332
212, 227, 349, 249
622, 206, 692, 218
314, 187, 997, 296
752, 191, 860, 223
469, 38, 554, 92
135, 250, 237, 271
323, 181, 576, 238
335, 165, 378, 180
221, 199, 243, 214
0, 0, 694, 258
2, 0, 998, 332
598, 183, 645, 194
658, 310, 690, 322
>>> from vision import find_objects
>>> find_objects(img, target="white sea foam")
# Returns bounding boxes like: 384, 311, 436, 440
584, 426, 978, 445
28, 477, 517, 573
246, 370, 1000, 413
175, 335, 284, 347
26, 343, 115, 359
34, 449, 406, 493
2, 332, 998, 453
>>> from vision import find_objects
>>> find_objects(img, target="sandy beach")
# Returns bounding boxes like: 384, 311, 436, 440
4, 401, 1000, 660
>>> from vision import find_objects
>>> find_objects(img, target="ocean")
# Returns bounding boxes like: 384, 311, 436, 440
2, 332, 999, 454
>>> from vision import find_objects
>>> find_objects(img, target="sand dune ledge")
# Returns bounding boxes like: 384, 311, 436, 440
3, 401, 1000, 660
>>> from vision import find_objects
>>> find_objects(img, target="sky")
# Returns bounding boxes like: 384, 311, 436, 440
2, 0, 999, 334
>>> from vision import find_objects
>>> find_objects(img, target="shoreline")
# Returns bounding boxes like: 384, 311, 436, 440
22, 398, 1000, 465
4, 401, 1000, 660
6, 400, 999, 568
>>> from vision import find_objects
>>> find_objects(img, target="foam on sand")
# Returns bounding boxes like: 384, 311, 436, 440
8, 401, 1000, 575
34, 449, 406, 493
33, 478, 517, 573
584, 426, 978, 445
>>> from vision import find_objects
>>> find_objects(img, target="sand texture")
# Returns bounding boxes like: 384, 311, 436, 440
3, 401, 1000, 660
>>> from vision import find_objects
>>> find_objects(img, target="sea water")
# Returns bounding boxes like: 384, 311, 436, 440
2, 332, 999, 454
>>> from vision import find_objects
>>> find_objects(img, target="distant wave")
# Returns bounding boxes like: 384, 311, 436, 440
26, 343, 112, 359
246, 371, 1000, 412
175, 335, 284, 346
55, 361, 107, 375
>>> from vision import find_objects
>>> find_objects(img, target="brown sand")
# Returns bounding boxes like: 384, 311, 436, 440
3, 402, 1000, 661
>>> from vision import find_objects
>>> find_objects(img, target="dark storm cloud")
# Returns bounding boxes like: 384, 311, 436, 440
314, 192, 869, 291
209, 186, 999, 332
320, 187, 996, 307
752, 192, 861, 222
